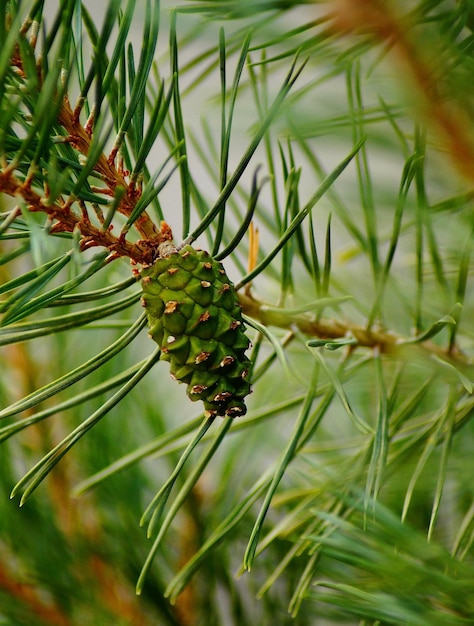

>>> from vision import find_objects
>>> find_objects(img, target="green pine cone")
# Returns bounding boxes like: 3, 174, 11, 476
141, 244, 252, 417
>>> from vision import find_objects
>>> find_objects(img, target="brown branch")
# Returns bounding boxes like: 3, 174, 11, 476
56, 96, 160, 241
238, 292, 472, 368
328, 0, 474, 182
1, 31, 167, 264
0, 170, 168, 265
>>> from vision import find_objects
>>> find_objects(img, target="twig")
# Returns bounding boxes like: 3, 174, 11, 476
1, 33, 170, 264
57, 96, 160, 240
0, 169, 168, 265
238, 291, 472, 368
329, 0, 474, 182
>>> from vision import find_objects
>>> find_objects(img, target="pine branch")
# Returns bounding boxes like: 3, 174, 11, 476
331, 0, 474, 182
238, 292, 470, 367
2, 32, 171, 264
55, 94, 161, 241
0, 167, 166, 263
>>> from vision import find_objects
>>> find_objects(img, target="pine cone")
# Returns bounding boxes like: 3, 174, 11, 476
141, 244, 252, 417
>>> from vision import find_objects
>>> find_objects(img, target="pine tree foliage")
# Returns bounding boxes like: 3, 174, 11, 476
1, 0, 474, 624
